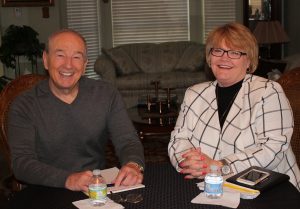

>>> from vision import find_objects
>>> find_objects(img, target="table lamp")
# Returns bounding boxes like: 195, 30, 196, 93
253, 20, 289, 59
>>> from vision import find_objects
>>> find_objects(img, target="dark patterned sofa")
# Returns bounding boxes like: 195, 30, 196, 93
94, 41, 210, 107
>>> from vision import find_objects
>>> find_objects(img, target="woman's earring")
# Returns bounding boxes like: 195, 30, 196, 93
246, 68, 251, 73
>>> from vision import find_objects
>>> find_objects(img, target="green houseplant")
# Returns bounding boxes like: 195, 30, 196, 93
0, 25, 43, 77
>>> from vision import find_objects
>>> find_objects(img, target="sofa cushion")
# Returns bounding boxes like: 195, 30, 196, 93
136, 44, 160, 73
157, 42, 191, 73
120, 43, 170, 74
116, 72, 208, 90
174, 43, 205, 72
120, 42, 192, 73
102, 47, 141, 76
94, 55, 116, 82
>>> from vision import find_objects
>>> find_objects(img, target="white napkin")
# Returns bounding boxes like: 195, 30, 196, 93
81, 167, 145, 194
73, 198, 124, 209
191, 192, 240, 208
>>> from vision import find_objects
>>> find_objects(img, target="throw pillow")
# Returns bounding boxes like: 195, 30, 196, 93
174, 44, 205, 72
102, 47, 141, 76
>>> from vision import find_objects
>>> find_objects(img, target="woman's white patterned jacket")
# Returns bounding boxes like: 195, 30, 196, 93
168, 74, 300, 191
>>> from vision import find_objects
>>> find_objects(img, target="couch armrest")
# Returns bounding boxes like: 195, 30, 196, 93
94, 54, 116, 83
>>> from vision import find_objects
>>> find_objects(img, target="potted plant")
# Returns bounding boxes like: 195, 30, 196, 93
0, 25, 43, 77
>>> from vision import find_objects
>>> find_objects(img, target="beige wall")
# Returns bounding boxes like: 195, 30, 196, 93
0, 7, 61, 43
0, 3, 62, 77
189, 0, 204, 43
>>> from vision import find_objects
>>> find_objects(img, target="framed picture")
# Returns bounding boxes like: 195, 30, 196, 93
2, 0, 54, 7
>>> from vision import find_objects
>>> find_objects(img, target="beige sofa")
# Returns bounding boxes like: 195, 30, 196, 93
94, 41, 210, 107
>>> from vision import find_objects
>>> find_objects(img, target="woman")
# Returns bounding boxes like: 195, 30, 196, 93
168, 22, 300, 191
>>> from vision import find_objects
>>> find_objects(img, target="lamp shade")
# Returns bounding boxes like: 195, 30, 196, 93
253, 20, 290, 44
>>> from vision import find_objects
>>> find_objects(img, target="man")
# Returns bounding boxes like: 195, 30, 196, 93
8, 29, 144, 192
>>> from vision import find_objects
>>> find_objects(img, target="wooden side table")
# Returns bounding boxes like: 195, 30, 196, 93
127, 105, 178, 140
127, 104, 178, 164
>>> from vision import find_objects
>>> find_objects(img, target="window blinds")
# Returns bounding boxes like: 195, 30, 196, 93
111, 0, 189, 47
203, 0, 236, 42
66, 0, 101, 79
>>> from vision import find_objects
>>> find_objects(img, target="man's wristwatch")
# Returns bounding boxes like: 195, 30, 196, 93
219, 159, 232, 176
127, 162, 144, 174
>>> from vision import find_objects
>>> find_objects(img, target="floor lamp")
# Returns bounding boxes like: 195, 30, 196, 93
253, 20, 289, 59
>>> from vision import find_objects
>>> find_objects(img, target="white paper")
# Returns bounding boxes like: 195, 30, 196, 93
108, 184, 145, 193
100, 167, 120, 184
73, 198, 124, 209
191, 192, 240, 209
83, 167, 145, 194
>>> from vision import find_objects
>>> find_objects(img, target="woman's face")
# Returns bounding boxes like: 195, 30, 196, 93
210, 40, 250, 87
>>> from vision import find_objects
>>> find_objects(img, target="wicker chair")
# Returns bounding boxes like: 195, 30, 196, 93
277, 67, 300, 167
0, 74, 47, 195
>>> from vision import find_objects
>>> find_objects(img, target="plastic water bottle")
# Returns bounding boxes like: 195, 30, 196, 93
89, 169, 107, 206
204, 165, 223, 199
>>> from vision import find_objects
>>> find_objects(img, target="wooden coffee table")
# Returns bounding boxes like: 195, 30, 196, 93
127, 104, 179, 140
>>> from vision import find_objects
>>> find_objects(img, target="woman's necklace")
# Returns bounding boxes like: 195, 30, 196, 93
216, 80, 243, 128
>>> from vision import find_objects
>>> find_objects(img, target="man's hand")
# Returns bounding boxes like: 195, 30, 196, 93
65, 170, 93, 192
113, 162, 143, 187
179, 148, 221, 179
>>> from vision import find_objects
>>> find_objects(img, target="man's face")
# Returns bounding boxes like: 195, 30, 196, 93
43, 32, 88, 94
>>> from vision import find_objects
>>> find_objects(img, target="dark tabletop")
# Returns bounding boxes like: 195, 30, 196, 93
7, 162, 300, 209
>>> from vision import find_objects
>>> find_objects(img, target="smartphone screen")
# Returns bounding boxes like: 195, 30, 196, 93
242, 170, 268, 181
237, 169, 270, 185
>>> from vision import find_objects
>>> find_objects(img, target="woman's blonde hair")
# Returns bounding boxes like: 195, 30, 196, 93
205, 22, 258, 73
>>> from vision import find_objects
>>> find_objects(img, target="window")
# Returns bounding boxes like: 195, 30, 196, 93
203, 0, 236, 42
111, 0, 189, 46
66, 0, 101, 79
